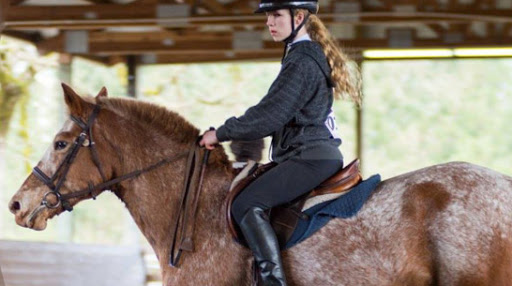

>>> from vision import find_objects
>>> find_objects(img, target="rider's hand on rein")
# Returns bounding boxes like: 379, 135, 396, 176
199, 127, 219, 150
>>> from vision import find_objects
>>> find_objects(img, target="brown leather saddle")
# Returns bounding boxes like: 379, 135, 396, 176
225, 159, 362, 248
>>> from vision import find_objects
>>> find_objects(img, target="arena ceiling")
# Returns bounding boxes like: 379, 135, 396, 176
1, 0, 512, 64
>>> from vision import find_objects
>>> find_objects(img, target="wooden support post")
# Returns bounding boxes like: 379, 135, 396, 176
354, 55, 364, 173
127, 55, 137, 98
0, 0, 8, 33
356, 104, 363, 172
0, 263, 4, 286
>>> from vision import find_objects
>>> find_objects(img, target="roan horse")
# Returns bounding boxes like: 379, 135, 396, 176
9, 85, 512, 285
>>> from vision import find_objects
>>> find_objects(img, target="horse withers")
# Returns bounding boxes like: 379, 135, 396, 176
9, 85, 512, 285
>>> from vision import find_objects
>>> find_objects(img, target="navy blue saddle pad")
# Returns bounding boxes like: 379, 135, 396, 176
284, 174, 381, 249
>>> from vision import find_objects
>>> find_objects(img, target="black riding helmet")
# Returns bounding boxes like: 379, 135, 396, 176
254, 0, 319, 14
255, 0, 319, 46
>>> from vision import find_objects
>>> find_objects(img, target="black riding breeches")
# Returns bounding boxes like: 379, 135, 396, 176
231, 144, 343, 224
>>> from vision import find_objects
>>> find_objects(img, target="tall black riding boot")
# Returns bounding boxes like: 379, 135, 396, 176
239, 207, 287, 286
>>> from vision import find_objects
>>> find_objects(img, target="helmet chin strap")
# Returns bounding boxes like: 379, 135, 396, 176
281, 9, 310, 62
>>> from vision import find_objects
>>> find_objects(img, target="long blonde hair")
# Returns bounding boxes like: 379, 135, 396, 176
296, 10, 362, 106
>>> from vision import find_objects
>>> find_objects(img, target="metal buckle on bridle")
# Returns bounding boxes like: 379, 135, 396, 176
42, 191, 62, 209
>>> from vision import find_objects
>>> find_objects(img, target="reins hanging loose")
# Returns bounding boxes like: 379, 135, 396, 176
168, 143, 211, 267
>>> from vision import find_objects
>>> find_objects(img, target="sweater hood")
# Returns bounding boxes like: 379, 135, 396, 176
287, 41, 332, 82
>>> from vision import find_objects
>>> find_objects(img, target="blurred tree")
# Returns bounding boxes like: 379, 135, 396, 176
363, 59, 512, 178
1, 37, 57, 172
0, 37, 32, 236
0, 43, 29, 138
71, 57, 128, 97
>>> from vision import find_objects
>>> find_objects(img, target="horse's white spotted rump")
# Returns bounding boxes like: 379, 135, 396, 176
287, 162, 512, 285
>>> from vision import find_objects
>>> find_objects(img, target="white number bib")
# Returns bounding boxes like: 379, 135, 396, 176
324, 110, 341, 139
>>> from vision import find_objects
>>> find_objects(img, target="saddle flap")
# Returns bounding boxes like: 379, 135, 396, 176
225, 162, 277, 245
268, 199, 308, 247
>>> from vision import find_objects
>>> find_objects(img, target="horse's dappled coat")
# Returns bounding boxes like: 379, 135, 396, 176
9, 85, 512, 285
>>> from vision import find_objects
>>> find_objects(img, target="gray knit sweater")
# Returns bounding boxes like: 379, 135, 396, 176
216, 40, 341, 162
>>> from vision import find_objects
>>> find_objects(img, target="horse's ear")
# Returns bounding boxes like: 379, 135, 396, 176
62, 83, 87, 115
96, 87, 108, 98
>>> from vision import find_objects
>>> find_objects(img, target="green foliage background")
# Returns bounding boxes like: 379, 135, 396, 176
1, 36, 511, 246
363, 59, 512, 178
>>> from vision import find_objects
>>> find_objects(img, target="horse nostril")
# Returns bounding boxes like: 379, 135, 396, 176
9, 201, 21, 214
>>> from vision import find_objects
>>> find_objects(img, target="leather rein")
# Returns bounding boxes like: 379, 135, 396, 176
30, 104, 211, 268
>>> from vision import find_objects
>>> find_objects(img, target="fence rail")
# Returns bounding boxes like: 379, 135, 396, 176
0, 240, 145, 286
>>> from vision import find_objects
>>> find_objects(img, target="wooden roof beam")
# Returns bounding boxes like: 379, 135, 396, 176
35, 34, 512, 57
82, 0, 159, 3
128, 35, 512, 64
148, 50, 284, 64
1, 30, 41, 42
200, 0, 228, 14
474, 0, 496, 9
6, 9, 512, 31
5, 4, 156, 22
9, 0, 26, 5
89, 30, 230, 42
504, 23, 512, 37
144, 46, 363, 64
427, 23, 447, 37
225, 0, 256, 13
82, 0, 111, 3
426, 22, 477, 44
7, 3, 512, 21
36, 34, 278, 55
449, 23, 472, 38
360, 4, 511, 15
136, 0, 159, 4
487, 22, 512, 39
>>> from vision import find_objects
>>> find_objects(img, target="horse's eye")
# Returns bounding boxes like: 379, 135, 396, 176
54, 141, 68, 150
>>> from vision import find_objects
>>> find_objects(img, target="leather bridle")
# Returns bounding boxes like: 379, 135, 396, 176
31, 104, 193, 211
29, 103, 211, 268
32, 105, 107, 211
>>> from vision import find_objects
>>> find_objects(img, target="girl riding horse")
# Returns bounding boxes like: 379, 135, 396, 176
200, 1, 362, 284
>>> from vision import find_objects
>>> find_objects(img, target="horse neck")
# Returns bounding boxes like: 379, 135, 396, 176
101, 117, 240, 271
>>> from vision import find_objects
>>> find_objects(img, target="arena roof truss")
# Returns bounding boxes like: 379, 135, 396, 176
1, 0, 512, 64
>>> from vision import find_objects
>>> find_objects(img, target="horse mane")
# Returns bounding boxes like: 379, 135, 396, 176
96, 96, 232, 171
97, 97, 200, 144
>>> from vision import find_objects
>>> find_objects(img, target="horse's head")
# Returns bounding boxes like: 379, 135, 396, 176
9, 84, 111, 230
